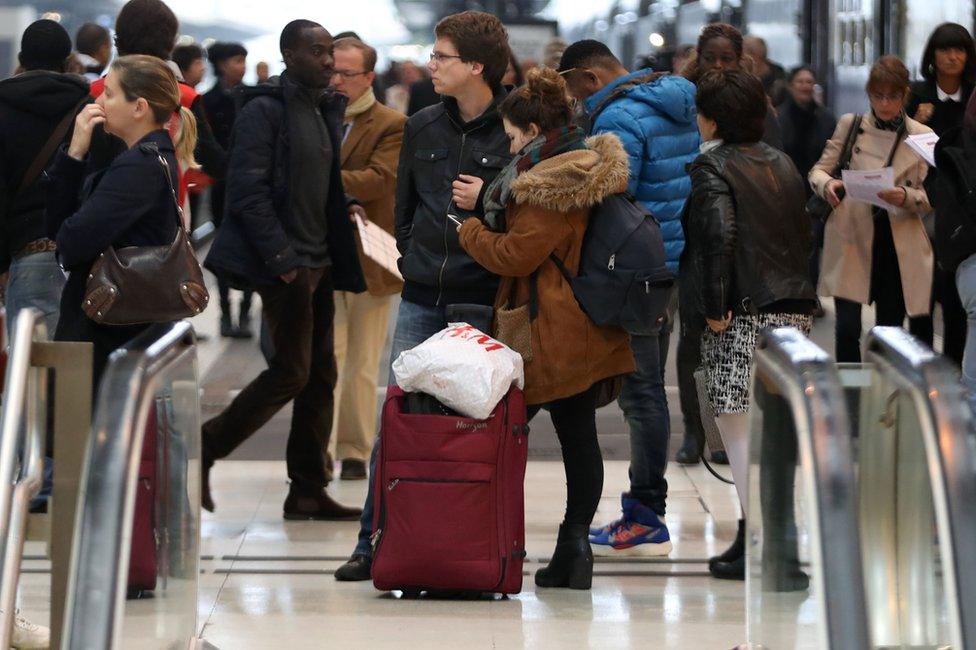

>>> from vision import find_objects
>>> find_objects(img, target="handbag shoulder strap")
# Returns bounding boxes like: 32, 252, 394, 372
18, 96, 88, 195
833, 113, 863, 176
141, 142, 185, 232
883, 122, 908, 168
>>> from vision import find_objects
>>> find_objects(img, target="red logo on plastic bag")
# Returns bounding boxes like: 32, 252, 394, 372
445, 324, 505, 352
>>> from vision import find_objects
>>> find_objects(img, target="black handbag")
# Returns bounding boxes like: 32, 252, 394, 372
805, 114, 863, 221
83, 146, 209, 325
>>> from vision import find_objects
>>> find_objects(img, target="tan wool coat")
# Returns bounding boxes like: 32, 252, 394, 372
341, 100, 407, 296
458, 134, 636, 406
809, 112, 933, 316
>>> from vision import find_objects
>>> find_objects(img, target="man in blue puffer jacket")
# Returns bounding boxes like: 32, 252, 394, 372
559, 40, 699, 558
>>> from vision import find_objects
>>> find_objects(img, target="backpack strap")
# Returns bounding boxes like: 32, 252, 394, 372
18, 96, 88, 195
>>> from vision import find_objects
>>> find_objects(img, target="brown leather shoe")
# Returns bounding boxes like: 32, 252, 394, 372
283, 487, 362, 521
340, 459, 367, 480
202, 456, 215, 513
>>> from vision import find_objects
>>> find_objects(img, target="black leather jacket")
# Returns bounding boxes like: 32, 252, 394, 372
679, 142, 816, 323
395, 93, 512, 307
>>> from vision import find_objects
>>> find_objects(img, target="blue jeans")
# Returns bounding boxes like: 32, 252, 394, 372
956, 254, 976, 415
618, 331, 671, 516
6, 251, 65, 340
352, 299, 488, 558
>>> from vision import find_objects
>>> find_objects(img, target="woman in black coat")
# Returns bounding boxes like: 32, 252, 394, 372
907, 22, 976, 363
777, 65, 837, 294
46, 55, 198, 387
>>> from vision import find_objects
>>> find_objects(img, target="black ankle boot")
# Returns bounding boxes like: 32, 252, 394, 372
709, 518, 745, 569
675, 435, 702, 465
233, 312, 254, 339
535, 523, 593, 590
201, 455, 215, 513
710, 554, 744, 580
219, 310, 234, 338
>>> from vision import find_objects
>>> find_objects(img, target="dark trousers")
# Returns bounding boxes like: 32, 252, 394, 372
908, 265, 967, 365
528, 383, 604, 526
677, 306, 706, 451
202, 267, 337, 491
217, 276, 253, 320
835, 214, 906, 363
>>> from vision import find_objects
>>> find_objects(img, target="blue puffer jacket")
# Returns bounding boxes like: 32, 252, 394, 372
585, 70, 700, 272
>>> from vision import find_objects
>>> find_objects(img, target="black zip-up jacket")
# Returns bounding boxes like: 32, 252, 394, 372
679, 142, 816, 324
203, 73, 365, 292
0, 70, 90, 269
395, 93, 512, 307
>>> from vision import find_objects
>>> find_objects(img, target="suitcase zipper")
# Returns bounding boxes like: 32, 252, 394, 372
387, 477, 486, 490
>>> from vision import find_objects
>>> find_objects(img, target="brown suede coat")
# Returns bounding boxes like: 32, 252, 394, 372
341, 100, 407, 296
459, 134, 635, 405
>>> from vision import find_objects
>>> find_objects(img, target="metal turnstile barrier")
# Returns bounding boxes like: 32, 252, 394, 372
746, 327, 871, 649
61, 320, 210, 649
0, 307, 92, 648
856, 326, 976, 649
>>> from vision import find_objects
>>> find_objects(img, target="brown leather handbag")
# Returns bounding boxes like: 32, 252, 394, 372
83, 150, 209, 325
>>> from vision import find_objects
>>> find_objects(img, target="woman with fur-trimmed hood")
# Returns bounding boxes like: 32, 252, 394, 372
454, 67, 634, 591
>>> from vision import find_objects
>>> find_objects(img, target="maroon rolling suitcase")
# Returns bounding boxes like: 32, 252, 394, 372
127, 404, 158, 595
370, 385, 529, 594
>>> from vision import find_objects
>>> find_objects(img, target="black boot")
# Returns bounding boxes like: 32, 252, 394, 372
710, 554, 744, 580
709, 518, 745, 570
201, 455, 215, 513
535, 523, 593, 590
675, 435, 702, 465
219, 309, 234, 338
233, 311, 254, 339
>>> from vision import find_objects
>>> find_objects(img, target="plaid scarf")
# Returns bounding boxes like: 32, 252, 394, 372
482, 126, 587, 231
872, 109, 906, 132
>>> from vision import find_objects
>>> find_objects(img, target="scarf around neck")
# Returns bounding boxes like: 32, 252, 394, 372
481, 126, 587, 231
344, 87, 376, 124
872, 109, 905, 132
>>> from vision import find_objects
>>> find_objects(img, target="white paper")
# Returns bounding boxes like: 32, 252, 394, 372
355, 215, 403, 281
841, 167, 898, 211
905, 132, 939, 167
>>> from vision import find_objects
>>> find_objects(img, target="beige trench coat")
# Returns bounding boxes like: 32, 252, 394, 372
809, 112, 933, 316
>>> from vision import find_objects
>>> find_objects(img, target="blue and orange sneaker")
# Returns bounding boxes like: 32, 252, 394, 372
589, 497, 672, 557
589, 493, 640, 537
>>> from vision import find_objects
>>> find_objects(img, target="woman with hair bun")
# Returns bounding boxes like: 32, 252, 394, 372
46, 54, 199, 385
456, 67, 635, 590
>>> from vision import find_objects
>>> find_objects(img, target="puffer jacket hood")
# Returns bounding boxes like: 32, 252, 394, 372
511, 134, 629, 211
586, 70, 696, 127
584, 69, 700, 273
0, 71, 89, 118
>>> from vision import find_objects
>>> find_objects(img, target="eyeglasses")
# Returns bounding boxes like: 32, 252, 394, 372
429, 52, 463, 64
869, 92, 904, 103
332, 70, 368, 79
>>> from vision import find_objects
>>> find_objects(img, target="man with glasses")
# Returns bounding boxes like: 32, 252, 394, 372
328, 37, 406, 481
557, 39, 700, 558
334, 10, 512, 582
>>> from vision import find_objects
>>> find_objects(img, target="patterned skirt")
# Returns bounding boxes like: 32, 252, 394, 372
701, 312, 813, 414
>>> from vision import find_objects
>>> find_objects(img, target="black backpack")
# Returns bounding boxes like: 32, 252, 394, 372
551, 193, 674, 335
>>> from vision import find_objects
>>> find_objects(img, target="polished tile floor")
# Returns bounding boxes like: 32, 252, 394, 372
193, 459, 751, 650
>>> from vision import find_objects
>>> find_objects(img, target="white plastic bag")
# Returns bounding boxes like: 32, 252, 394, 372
392, 323, 525, 420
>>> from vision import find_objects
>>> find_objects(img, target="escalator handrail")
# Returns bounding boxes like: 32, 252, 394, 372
866, 325, 976, 650
61, 321, 196, 650
0, 309, 46, 649
752, 326, 871, 649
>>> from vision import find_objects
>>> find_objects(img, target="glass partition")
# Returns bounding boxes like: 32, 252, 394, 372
62, 321, 206, 650
746, 327, 870, 649
859, 326, 976, 649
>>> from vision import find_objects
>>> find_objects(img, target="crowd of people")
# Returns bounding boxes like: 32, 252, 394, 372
1, 0, 975, 641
